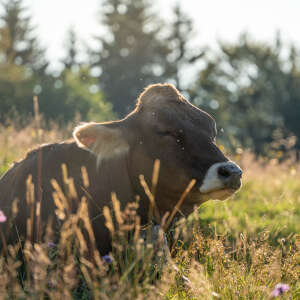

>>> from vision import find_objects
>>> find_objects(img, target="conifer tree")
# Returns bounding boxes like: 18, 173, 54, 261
61, 28, 80, 71
190, 34, 300, 157
0, 0, 47, 73
91, 0, 172, 115
165, 4, 204, 91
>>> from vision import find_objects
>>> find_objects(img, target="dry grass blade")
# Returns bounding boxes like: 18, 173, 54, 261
51, 179, 70, 213
26, 174, 35, 242
151, 159, 160, 197
139, 174, 160, 223
103, 206, 115, 235
81, 166, 90, 188
164, 179, 196, 230
111, 192, 123, 225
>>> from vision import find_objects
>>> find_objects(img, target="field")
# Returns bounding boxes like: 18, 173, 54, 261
0, 121, 299, 299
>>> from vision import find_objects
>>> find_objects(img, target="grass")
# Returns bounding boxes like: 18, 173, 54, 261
0, 121, 299, 299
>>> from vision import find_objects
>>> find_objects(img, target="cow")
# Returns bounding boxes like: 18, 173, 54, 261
0, 83, 242, 255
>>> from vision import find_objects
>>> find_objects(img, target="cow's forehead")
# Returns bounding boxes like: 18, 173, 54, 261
165, 102, 216, 135
135, 99, 216, 138
132, 83, 217, 137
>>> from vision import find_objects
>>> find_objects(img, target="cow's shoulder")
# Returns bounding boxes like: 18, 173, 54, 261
0, 141, 95, 192
23, 140, 76, 160
21, 140, 93, 165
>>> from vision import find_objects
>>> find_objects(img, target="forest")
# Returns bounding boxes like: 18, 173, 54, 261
1, 0, 300, 159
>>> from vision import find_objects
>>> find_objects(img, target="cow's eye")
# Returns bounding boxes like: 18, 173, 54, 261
156, 129, 185, 145
154, 127, 184, 144
156, 129, 181, 140
156, 130, 173, 137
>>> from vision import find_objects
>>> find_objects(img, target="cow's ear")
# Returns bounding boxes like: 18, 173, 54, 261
73, 122, 129, 160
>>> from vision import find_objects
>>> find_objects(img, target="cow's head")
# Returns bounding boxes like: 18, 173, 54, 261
74, 84, 242, 216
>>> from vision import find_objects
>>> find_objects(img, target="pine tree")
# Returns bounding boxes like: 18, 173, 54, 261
0, 0, 48, 73
165, 4, 204, 91
0, 0, 114, 123
61, 28, 80, 71
91, 0, 172, 116
189, 33, 300, 157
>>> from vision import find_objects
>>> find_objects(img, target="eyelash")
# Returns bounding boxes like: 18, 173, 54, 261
161, 131, 184, 145
158, 130, 173, 136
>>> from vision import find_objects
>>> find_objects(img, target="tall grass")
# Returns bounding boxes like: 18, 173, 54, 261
0, 121, 299, 299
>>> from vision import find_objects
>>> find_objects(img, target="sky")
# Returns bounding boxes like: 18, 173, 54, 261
22, 0, 300, 70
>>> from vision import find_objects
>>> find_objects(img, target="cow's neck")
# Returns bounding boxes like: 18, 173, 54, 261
90, 152, 158, 226
89, 153, 137, 219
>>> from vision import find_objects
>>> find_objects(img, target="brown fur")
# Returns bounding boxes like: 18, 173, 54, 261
0, 84, 233, 254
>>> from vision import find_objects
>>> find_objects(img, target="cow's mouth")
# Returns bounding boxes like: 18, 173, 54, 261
187, 186, 238, 205
179, 186, 239, 217
200, 187, 237, 201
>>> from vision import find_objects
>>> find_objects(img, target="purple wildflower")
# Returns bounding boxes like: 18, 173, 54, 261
0, 210, 7, 223
47, 242, 57, 248
270, 283, 290, 297
102, 255, 113, 264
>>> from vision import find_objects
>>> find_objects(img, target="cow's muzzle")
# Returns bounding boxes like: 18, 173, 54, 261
199, 161, 242, 194
217, 163, 242, 190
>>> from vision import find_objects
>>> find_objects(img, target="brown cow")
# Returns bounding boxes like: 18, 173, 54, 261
0, 83, 242, 254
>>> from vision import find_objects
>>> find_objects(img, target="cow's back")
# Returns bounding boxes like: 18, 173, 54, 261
0, 142, 100, 244
0, 141, 138, 254
1, 141, 94, 208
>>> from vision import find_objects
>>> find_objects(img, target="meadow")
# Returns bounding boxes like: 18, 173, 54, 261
0, 120, 299, 299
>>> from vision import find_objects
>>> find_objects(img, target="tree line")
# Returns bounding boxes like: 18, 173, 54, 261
0, 0, 299, 158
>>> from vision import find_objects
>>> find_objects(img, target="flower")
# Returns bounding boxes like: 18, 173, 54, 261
270, 283, 290, 297
47, 242, 57, 248
102, 255, 113, 264
0, 210, 7, 223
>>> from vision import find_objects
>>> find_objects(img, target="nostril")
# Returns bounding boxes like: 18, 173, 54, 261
218, 166, 231, 178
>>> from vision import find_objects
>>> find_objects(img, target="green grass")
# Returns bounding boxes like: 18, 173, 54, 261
0, 122, 299, 299
196, 175, 300, 243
